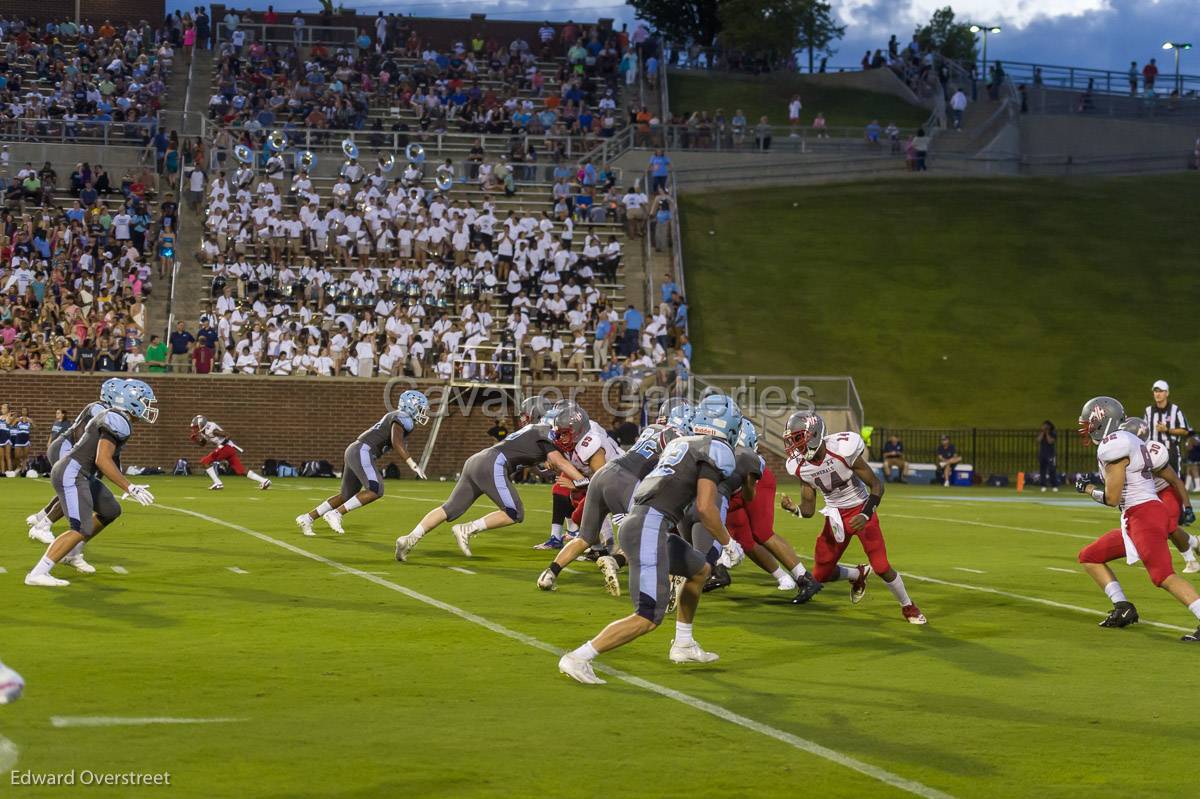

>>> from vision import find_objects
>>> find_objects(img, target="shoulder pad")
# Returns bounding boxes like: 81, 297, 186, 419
826, 431, 865, 462
785, 455, 803, 477
393, 412, 414, 433
1097, 432, 1132, 463
706, 438, 736, 478
101, 410, 132, 440
1147, 440, 1170, 471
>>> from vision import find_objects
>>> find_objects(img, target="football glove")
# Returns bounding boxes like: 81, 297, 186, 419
1074, 474, 1092, 494
718, 539, 745, 569
127, 485, 155, 506
1182, 506, 1196, 527
406, 457, 426, 480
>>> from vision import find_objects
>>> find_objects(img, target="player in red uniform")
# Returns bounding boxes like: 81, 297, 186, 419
780, 411, 926, 624
190, 415, 271, 490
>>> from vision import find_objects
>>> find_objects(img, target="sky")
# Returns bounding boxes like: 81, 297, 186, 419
167, 0, 1199, 74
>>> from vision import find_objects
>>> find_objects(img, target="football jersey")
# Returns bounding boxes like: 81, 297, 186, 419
357, 410, 416, 459
719, 445, 764, 498
569, 420, 624, 475
786, 431, 869, 510
12, 420, 30, 446
1146, 439, 1171, 494
612, 423, 679, 479
64, 409, 133, 478
58, 401, 106, 447
632, 435, 736, 521
197, 420, 232, 448
493, 422, 559, 469
1096, 430, 1159, 511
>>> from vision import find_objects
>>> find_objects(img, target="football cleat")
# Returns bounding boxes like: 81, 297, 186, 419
582, 547, 606, 563
1181, 626, 1200, 643
558, 652, 606, 684
536, 568, 557, 591
777, 574, 798, 591
61, 552, 96, 575
1185, 560, 1200, 574
209, 483, 225, 490
596, 555, 621, 597
902, 604, 928, 625
451, 523, 474, 557
394, 534, 418, 562
791, 574, 825, 605
532, 537, 564, 550
295, 514, 315, 537
28, 522, 54, 545
1099, 601, 1138, 628
669, 639, 720, 663
850, 564, 871, 604
703, 563, 732, 593
322, 510, 345, 534
260, 479, 272, 490
24, 572, 69, 587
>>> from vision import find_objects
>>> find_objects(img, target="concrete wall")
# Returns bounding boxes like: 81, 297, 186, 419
3, 142, 146, 172
1018, 115, 1199, 159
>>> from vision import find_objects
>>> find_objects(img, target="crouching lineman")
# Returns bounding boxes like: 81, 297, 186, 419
395, 402, 591, 560
24, 381, 158, 587
535, 402, 624, 551
295, 390, 430, 535
780, 411, 926, 624
557, 395, 746, 684
1075, 397, 1200, 640
1119, 417, 1199, 573
190, 415, 272, 490
537, 400, 692, 595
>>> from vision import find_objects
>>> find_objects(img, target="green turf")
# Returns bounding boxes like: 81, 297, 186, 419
668, 72, 930, 130
680, 176, 1200, 428
2, 477, 1198, 797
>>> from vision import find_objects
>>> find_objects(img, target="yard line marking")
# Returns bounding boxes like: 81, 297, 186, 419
1072, 518, 1103, 525
226, 566, 249, 575
332, 570, 389, 576
447, 566, 476, 575
952, 567, 985, 574
154, 504, 954, 799
890, 513, 1094, 540
0, 567, 7, 574
50, 716, 246, 729
1046, 567, 1078, 574
0, 735, 17, 771
111, 565, 128, 575
563, 567, 579, 574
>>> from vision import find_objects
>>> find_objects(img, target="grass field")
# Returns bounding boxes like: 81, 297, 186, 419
668, 72, 930, 130
2, 476, 1198, 797
680, 176, 1200, 428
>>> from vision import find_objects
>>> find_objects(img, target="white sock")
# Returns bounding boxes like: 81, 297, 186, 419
206, 466, 222, 484
1104, 581, 1127, 604
33, 510, 48, 524
885, 573, 912, 606
1189, 599, 1200, 621
790, 562, 808, 578
1184, 548, 1197, 564
837, 565, 861, 581
550, 523, 563, 541
408, 523, 427, 540
315, 502, 334, 516
68, 542, 85, 559
674, 621, 694, 646
341, 497, 363, 514
247, 470, 268, 485
466, 517, 488, 534
571, 640, 599, 661
30, 555, 56, 577
565, 519, 579, 534
771, 567, 788, 583
1189, 535, 1199, 550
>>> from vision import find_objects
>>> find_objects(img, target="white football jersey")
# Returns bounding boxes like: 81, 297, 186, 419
1096, 430, 1159, 511
1146, 439, 1171, 494
786, 431, 869, 509
571, 421, 624, 475
199, 420, 232, 448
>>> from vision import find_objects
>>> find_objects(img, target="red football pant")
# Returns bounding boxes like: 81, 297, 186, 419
1159, 486, 1181, 534
1077, 500, 1174, 586
811, 503, 891, 583
200, 445, 246, 476
727, 465, 778, 551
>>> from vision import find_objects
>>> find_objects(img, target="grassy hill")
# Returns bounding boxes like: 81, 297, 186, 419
679, 176, 1200, 428
668, 71, 930, 130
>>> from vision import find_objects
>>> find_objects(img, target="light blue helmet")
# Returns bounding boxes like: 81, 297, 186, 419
112, 379, 159, 424
690, 395, 742, 442
399, 390, 430, 425
736, 418, 758, 450
100, 378, 126, 406
666, 401, 693, 435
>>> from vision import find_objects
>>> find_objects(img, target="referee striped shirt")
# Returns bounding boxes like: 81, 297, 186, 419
1144, 403, 1189, 450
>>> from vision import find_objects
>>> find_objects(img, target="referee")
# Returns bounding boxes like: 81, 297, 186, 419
1144, 379, 1189, 471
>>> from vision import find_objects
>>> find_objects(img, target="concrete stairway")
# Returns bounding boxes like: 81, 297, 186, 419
932, 95, 1009, 156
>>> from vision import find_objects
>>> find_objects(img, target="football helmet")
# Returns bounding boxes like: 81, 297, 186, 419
783, 411, 826, 460
656, 397, 690, 425
690, 395, 741, 442
191, 414, 208, 432
1118, 416, 1149, 442
551, 402, 590, 452
113, 380, 158, 424
736, 418, 758, 450
100, 377, 126, 406
1078, 396, 1124, 445
399, 390, 430, 425
518, 395, 548, 427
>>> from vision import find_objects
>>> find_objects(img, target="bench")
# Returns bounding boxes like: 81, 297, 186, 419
869, 460, 975, 486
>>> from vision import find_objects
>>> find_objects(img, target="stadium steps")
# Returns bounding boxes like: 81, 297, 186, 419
931, 96, 1008, 156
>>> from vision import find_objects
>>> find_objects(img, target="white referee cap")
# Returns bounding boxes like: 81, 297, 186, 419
1153, 379, 1170, 392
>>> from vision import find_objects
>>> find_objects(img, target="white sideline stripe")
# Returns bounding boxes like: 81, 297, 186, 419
1046, 567, 1078, 574
50, 716, 245, 728
332, 570, 389, 576
153, 503, 953, 799
111, 565, 128, 575
952, 567, 985, 574
890, 513, 1094, 541
226, 566, 249, 574
0, 735, 17, 771
447, 566, 476, 575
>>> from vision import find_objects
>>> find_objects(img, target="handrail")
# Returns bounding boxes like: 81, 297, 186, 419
0, 118, 159, 146
164, 42, 198, 341
214, 22, 359, 50
994, 59, 1200, 96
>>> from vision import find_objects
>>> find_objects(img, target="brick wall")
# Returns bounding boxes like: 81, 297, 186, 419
0, 373, 633, 476
0, 1, 166, 25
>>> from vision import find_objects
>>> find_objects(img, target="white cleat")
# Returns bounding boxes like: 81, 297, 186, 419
451, 523, 474, 557
394, 534, 418, 562
597, 555, 621, 597
61, 553, 96, 574
669, 639, 720, 664
322, 510, 345, 534
295, 514, 315, 537
666, 575, 685, 614
537, 568, 557, 591
25, 572, 69, 587
209, 483, 225, 490
28, 522, 54, 545
260, 479, 271, 490
777, 575, 798, 591
558, 653, 606, 684
1184, 560, 1200, 574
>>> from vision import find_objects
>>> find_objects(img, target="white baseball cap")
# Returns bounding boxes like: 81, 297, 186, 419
1153, 380, 1170, 392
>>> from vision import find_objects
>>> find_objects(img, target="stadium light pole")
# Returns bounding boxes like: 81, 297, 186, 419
970, 24, 1002, 80
1162, 42, 1192, 94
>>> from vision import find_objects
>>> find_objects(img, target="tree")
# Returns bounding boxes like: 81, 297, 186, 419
627, 0, 723, 48
796, 0, 846, 72
914, 6, 978, 66
718, 0, 844, 68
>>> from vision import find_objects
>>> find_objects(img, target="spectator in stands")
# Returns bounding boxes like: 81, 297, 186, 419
1143, 58, 1158, 92
754, 116, 772, 151
1128, 62, 1139, 96
168, 321, 194, 372
145, 334, 167, 372
882, 435, 909, 482
865, 119, 882, 146
788, 95, 802, 136
912, 128, 929, 171
651, 197, 672, 252
950, 88, 967, 130
936, 435, 962, 487
1037, 421, 1059, 492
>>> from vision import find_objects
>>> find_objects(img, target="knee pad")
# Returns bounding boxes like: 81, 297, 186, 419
367, 480, 381, 495
504, 505, 523, 523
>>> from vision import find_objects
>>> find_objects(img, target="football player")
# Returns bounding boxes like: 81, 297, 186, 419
1076, 397, 1200, 639
537, 400, 692, 596
557, 395, 746, 684
1119, 417, 1199, 572
535, 402, 623, 550
24, 381, 158, 588
702, 419, 822, 601
190, 415, 272, 490
780, 411, 926, 624
295, 390, 430, 536
395, 402, 590, 561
